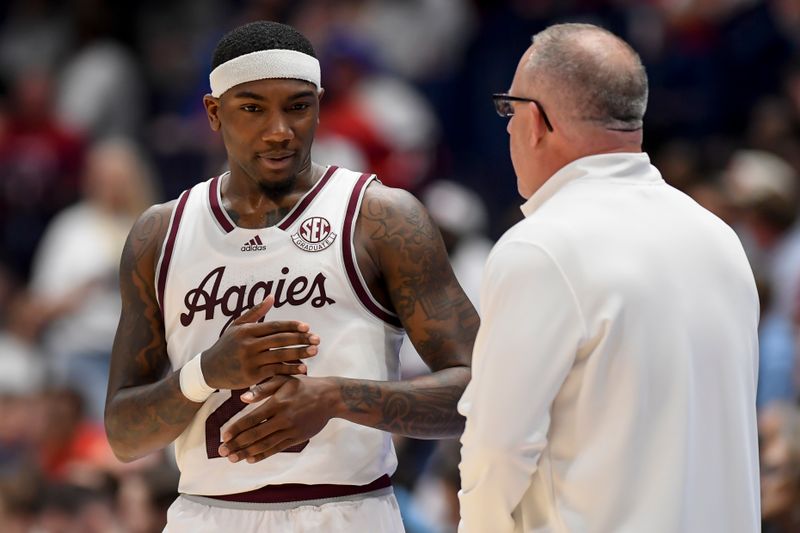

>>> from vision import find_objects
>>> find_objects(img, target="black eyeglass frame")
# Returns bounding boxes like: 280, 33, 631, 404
492, 93, 554, 132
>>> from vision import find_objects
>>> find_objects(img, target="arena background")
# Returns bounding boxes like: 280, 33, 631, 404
2, 1, 800, 531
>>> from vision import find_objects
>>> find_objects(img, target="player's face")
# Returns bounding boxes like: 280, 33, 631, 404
205, 78, 321, 188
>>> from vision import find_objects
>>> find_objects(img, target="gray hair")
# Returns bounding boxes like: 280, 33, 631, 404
526, 23, 648, 131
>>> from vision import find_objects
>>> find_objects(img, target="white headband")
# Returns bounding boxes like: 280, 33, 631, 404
209, 49, 321, 97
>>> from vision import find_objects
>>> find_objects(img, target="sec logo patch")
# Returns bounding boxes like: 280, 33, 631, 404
292, 216, 337, 252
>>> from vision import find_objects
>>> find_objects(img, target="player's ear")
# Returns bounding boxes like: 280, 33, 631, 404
316, 88, 324, 124
203, 94, 221, 131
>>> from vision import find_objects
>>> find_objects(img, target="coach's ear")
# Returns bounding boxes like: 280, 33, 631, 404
203, 94, 221, 131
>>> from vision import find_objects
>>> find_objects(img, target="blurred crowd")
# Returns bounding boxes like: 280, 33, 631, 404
2, 0, 800, 531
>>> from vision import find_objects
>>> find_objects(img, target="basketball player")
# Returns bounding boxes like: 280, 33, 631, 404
104, 21, 478, 532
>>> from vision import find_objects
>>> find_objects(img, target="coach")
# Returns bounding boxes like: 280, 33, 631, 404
458, 23, 760, 533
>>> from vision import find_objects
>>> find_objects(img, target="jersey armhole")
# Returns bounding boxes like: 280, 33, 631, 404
155, 188, 191, 318
341, 174, 403, 329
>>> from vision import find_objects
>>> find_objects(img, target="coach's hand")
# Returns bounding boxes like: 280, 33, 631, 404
217, 375, 337, 463
200, 295, 319, 391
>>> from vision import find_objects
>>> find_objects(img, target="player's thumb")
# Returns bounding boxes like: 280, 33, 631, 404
234, 294, 275, 325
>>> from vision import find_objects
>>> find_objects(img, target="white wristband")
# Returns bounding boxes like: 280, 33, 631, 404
179, 353, 216, 403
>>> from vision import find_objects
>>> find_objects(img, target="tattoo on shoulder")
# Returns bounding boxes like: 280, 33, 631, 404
362, 192, 456, 321
107, 203, 201, 445
133, 210, 167, 261
117, 207, 172, 384
363, 194, 435, 252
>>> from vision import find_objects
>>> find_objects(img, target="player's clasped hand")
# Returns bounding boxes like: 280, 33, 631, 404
200, 295, 320, 391
218, 375, 337, 463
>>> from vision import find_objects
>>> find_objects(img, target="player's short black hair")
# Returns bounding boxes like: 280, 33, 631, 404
211, 21, 316, 70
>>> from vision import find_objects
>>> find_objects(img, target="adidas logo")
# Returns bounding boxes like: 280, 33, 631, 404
241, 235, 267, 252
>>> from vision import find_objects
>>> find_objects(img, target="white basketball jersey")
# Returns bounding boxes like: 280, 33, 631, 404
156, 166, 404, 496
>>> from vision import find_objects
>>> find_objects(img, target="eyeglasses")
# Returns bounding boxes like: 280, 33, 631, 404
492, 93, 554, 132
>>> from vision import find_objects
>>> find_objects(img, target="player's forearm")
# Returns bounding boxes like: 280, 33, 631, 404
105, 371, 202, 462
330, 366, 470, 439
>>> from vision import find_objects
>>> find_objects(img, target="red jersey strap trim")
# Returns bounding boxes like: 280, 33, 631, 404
209, 167, 338, 233
156, 188, 191, 314
277, 165, 338, 230
202, 474, 392, 504
342, 174, 403, 328
209, 175, 235, 233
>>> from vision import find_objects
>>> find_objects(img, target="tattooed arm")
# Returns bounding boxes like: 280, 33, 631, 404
332, 182, 477, 438
220, 182, 478, 462
104, 202, 200, 462
106, 203, 319, 462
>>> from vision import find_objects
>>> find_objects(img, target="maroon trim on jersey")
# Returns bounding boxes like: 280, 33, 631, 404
157, 188, 191, 313
277, 165, 338, 230
209, 175, 235, 233
203, 474, 392, 504
342, 174, 403, 328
